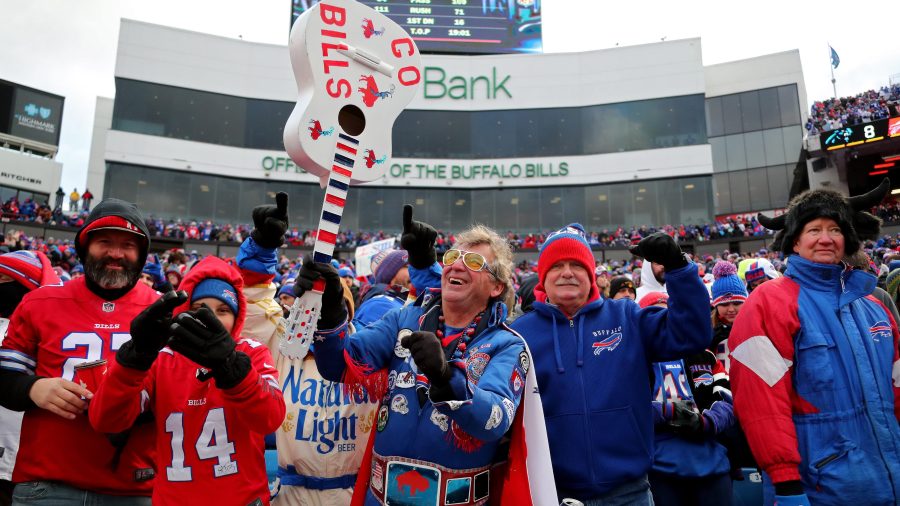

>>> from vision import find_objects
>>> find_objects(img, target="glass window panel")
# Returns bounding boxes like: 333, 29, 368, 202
782, 126, 802, 164
561, 186, 584, 225
725, 134, 747, 171
728, 170, 750, 212
709, 136, 728, 173
658, 177, 682, 225
767, 164, 790, 209
449, 189, 472, 232
714, 173, 732, 214
494, 189, 519, 232
631, 181, 655, 227
759, 88, 781, 130
215, 178, 240, 223
238, 180, 266, 225
680, 176, 712, 224
744, 131, 766, 169
190, 174, 216, 220
740, 91, 762, 132
584, 185, 610, 230
357, 187, 384, 230
471, 189, 493, 226
763, 128, 787, 166
722, 95, 743, 135
747, 167, 770, 210
517, 188, 540, 231
778, 84, 801, 127
423, 188, 451, 231
608, 182, 627, 226
706, 97, 724, 137
539, 187, 564, 230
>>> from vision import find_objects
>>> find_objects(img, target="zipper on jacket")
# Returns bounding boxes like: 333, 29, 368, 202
814, 452, 841, 469
572, 317, 596, 484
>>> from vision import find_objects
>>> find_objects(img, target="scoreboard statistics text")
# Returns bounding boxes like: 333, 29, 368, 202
291, 0, 542, 55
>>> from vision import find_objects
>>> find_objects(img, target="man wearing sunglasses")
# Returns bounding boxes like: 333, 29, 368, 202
511, 224, 712, 505
295, 205, 546, 505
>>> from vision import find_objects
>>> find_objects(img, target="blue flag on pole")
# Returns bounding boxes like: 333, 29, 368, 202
830, 46, 840, 69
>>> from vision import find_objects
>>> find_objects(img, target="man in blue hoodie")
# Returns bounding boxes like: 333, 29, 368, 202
511, 224, 712, 504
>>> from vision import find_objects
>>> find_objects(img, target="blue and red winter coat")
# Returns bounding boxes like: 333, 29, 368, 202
729, 255, 900, 505
510, 262, 712, 501
313, 285, 527, 506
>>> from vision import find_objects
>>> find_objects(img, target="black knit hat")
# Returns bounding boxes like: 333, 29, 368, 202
757, 178, 889, 257
609, 276, 635, 298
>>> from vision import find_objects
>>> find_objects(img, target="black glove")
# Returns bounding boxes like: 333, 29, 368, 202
118, 290, 188, 370
250, 192, 288, 249
169, 306, 250, 389
292, 255, 347, 329
400, 205, 437, 269
668, 399, 705, 437
401, 331, 451, 386
629, 232, 688, 271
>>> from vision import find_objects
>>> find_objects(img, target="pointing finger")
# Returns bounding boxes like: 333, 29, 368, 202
403, 204, 413, 233
275, 192, 288, 216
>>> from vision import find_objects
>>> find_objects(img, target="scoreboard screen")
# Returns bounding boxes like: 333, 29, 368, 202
820, 117, 900, 151
291, 0, 542, 55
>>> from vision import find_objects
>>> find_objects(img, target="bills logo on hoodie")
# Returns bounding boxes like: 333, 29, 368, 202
869, 321, 892, 343
592, 333, 622, 355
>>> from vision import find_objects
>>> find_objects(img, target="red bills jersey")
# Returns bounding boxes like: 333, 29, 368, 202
90, 338, 285, 505
0, 278, 160, 495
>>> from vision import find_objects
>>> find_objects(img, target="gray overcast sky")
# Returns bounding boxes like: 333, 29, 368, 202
2, 0, 899, 193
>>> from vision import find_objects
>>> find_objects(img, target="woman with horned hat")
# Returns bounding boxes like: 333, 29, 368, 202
727, 178, 900, 506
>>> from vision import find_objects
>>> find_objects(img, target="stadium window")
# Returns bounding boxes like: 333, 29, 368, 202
722, 95, 743, 135
758, 88, 782, 130
740, 91, 762, 132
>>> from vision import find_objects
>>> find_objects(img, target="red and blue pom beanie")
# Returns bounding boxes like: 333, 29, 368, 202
711, 261, 748, 306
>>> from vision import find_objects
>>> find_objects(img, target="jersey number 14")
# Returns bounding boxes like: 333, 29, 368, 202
165, 408, 238, 481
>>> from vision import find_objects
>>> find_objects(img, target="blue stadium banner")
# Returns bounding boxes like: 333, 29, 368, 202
830, 45, 840, 69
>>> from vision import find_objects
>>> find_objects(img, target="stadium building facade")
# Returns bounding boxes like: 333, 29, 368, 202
87, 20, 807, 233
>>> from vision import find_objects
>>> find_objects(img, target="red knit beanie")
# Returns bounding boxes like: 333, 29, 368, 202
537, 224, 599, 301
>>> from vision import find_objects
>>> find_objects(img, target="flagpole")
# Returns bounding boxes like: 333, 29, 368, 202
829, 44, 837, 98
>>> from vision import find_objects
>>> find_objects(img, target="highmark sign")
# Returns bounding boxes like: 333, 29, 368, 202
261, 156, 568, 181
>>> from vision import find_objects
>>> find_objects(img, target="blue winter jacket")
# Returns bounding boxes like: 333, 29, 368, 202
314, 289, 526, 506
734, 256, 900, 505
511, 262, 712, 500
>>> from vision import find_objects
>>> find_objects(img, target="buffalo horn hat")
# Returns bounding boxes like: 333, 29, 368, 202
757, 178, 889, 257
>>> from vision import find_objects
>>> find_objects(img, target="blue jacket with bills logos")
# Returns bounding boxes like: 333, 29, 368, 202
511, 262, 711, 501
313, 287, 526, 506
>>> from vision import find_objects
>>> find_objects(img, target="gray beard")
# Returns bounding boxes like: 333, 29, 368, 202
85, 254, 141, 290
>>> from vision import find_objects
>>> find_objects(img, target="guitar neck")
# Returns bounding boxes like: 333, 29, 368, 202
313, 132, 360, 264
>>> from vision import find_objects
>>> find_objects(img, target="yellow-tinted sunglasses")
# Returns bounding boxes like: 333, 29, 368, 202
442, 249, 498, 278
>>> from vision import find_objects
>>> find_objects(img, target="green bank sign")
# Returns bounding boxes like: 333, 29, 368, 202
423, 66, 511, 100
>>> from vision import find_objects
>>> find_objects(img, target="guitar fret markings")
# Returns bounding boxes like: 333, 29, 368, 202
331, 165, 353, 178
325, 194, 346, 207
338, 133, 359, 144
334, 153, 354, 167
321, 210, 342, 225
336, 142, 358, 155
329, 179, 350, 192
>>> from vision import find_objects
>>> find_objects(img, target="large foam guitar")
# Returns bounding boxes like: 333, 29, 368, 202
280, 0, 422, 358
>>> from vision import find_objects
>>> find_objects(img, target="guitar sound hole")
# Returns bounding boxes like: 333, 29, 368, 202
339, 105, 366, 136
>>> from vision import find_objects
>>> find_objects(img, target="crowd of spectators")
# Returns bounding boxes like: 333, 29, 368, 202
805, 83, 900, 135
5, 196, 900, 255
